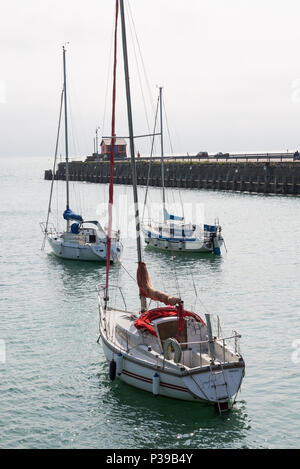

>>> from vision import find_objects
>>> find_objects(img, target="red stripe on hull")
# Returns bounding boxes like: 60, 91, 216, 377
122, 369, 190, 393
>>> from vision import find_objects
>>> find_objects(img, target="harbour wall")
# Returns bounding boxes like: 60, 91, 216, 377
44, 160, 300, 196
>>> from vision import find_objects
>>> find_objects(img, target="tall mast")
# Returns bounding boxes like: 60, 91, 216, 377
63, 45, 70, 231
119, 0, 146, 311
159, 87, 166, 212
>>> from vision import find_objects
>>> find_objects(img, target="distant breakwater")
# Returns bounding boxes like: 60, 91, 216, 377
44, 160, 300, 196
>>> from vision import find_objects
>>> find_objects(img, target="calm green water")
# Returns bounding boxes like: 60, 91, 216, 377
1, 156, 300, 449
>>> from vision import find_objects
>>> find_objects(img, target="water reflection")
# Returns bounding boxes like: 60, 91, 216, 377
144, 245, 223, 274
45, 253, 111, 291
95, 361, 250, 449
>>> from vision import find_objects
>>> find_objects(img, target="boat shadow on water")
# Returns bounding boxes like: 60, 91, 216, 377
144, 245, 224, 272
95, 362, 249, 448
45, 252, 117, 284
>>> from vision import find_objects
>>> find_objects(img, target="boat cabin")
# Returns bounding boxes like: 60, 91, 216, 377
62, 221, 106, 244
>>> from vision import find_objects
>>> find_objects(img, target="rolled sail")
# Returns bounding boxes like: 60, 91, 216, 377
63, 208, 83, 222
137, 262, 181, 306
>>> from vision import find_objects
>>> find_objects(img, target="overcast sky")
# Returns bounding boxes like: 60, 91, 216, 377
1, 0, 300, 158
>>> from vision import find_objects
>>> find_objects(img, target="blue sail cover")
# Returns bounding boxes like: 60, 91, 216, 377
163, 208, 184, 222
63, 208, 83, 222
71, 223, 80, 234
204, 224, 216, 233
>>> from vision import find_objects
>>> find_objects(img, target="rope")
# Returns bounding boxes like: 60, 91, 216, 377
101, 15, 115, 138
170, 255, 181, 300
126, 0, 157, 135
163, 97, 174, 155
126, 3, 152, 148
120, 262, 136, 283
105, 0, 119, 299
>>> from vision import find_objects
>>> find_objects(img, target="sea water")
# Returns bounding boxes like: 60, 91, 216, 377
0, 156, 299, 449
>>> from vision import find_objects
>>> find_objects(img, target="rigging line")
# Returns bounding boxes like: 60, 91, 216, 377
67, 87, 80, 157
66, 77, 85, 215
56, 156, 59, 229
120, 262, 136, 283
126, 0, 158, 155
162, 93, 173, 207
196, 290, 211, 316
125, 1, 153, 148
126, 0, 157, 118
142, 94, 160, 222
170, 256, 181, 300
162, 95, 185, 218
191, 271, 198, 298
101, 13, 115, 137
163, 96, 174, 155
105, 0, 119, 303
178, 188, 185, 220
190, 270, 198, 312
41, 87, 64, 251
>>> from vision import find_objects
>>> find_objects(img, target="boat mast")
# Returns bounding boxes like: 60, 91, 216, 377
119, 0, 146, 311
159, 87, 166, 213
63, 45, 70, 231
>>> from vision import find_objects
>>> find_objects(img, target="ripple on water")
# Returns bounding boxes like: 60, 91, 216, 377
1, 158, 300, 448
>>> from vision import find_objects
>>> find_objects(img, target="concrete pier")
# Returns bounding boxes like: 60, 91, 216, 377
45, 160, 300, 196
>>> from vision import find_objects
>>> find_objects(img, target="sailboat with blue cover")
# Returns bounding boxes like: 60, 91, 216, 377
141, 88, 224, 255
41, 46, 122, 262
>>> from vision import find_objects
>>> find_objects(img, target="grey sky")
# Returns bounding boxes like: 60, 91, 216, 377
1, 0, 300, 158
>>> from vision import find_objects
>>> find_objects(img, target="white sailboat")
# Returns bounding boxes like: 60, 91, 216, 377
41, 46, 122, 262
97, 0, 245, 412
142, 87, 224, 255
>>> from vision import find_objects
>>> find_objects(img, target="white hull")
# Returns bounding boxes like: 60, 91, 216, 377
141, 221, 223, 254
143, 235, 223, 253
97, 299, 245, 410
101, 333, 244, 404
47, 236, 122, 262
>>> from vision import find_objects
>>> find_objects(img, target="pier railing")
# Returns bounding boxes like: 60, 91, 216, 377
134, 152, 298, 163
63, 151, 300, 164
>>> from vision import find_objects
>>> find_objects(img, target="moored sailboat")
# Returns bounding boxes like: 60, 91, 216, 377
141, 87, 224, 255
41, 46, 122, 262
97, 0, 245, 412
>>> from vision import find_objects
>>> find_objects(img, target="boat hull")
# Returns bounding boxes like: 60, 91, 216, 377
47, 236, 122, 262
143, 235, 223, 253
100, 331, 244, 406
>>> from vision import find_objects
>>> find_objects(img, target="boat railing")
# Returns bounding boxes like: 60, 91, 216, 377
39, 222, 58, 235
111, 229, 121, 242
96, 283, 127, 311
142, 218, 188, 228
144, 219, 221, 239
102, 227, 121, 241
142, 218, 165, 229
180, 332, 241, 365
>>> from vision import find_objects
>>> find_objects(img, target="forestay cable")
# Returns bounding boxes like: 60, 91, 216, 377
41, 87, 64, 250
105, 0, 119, 304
